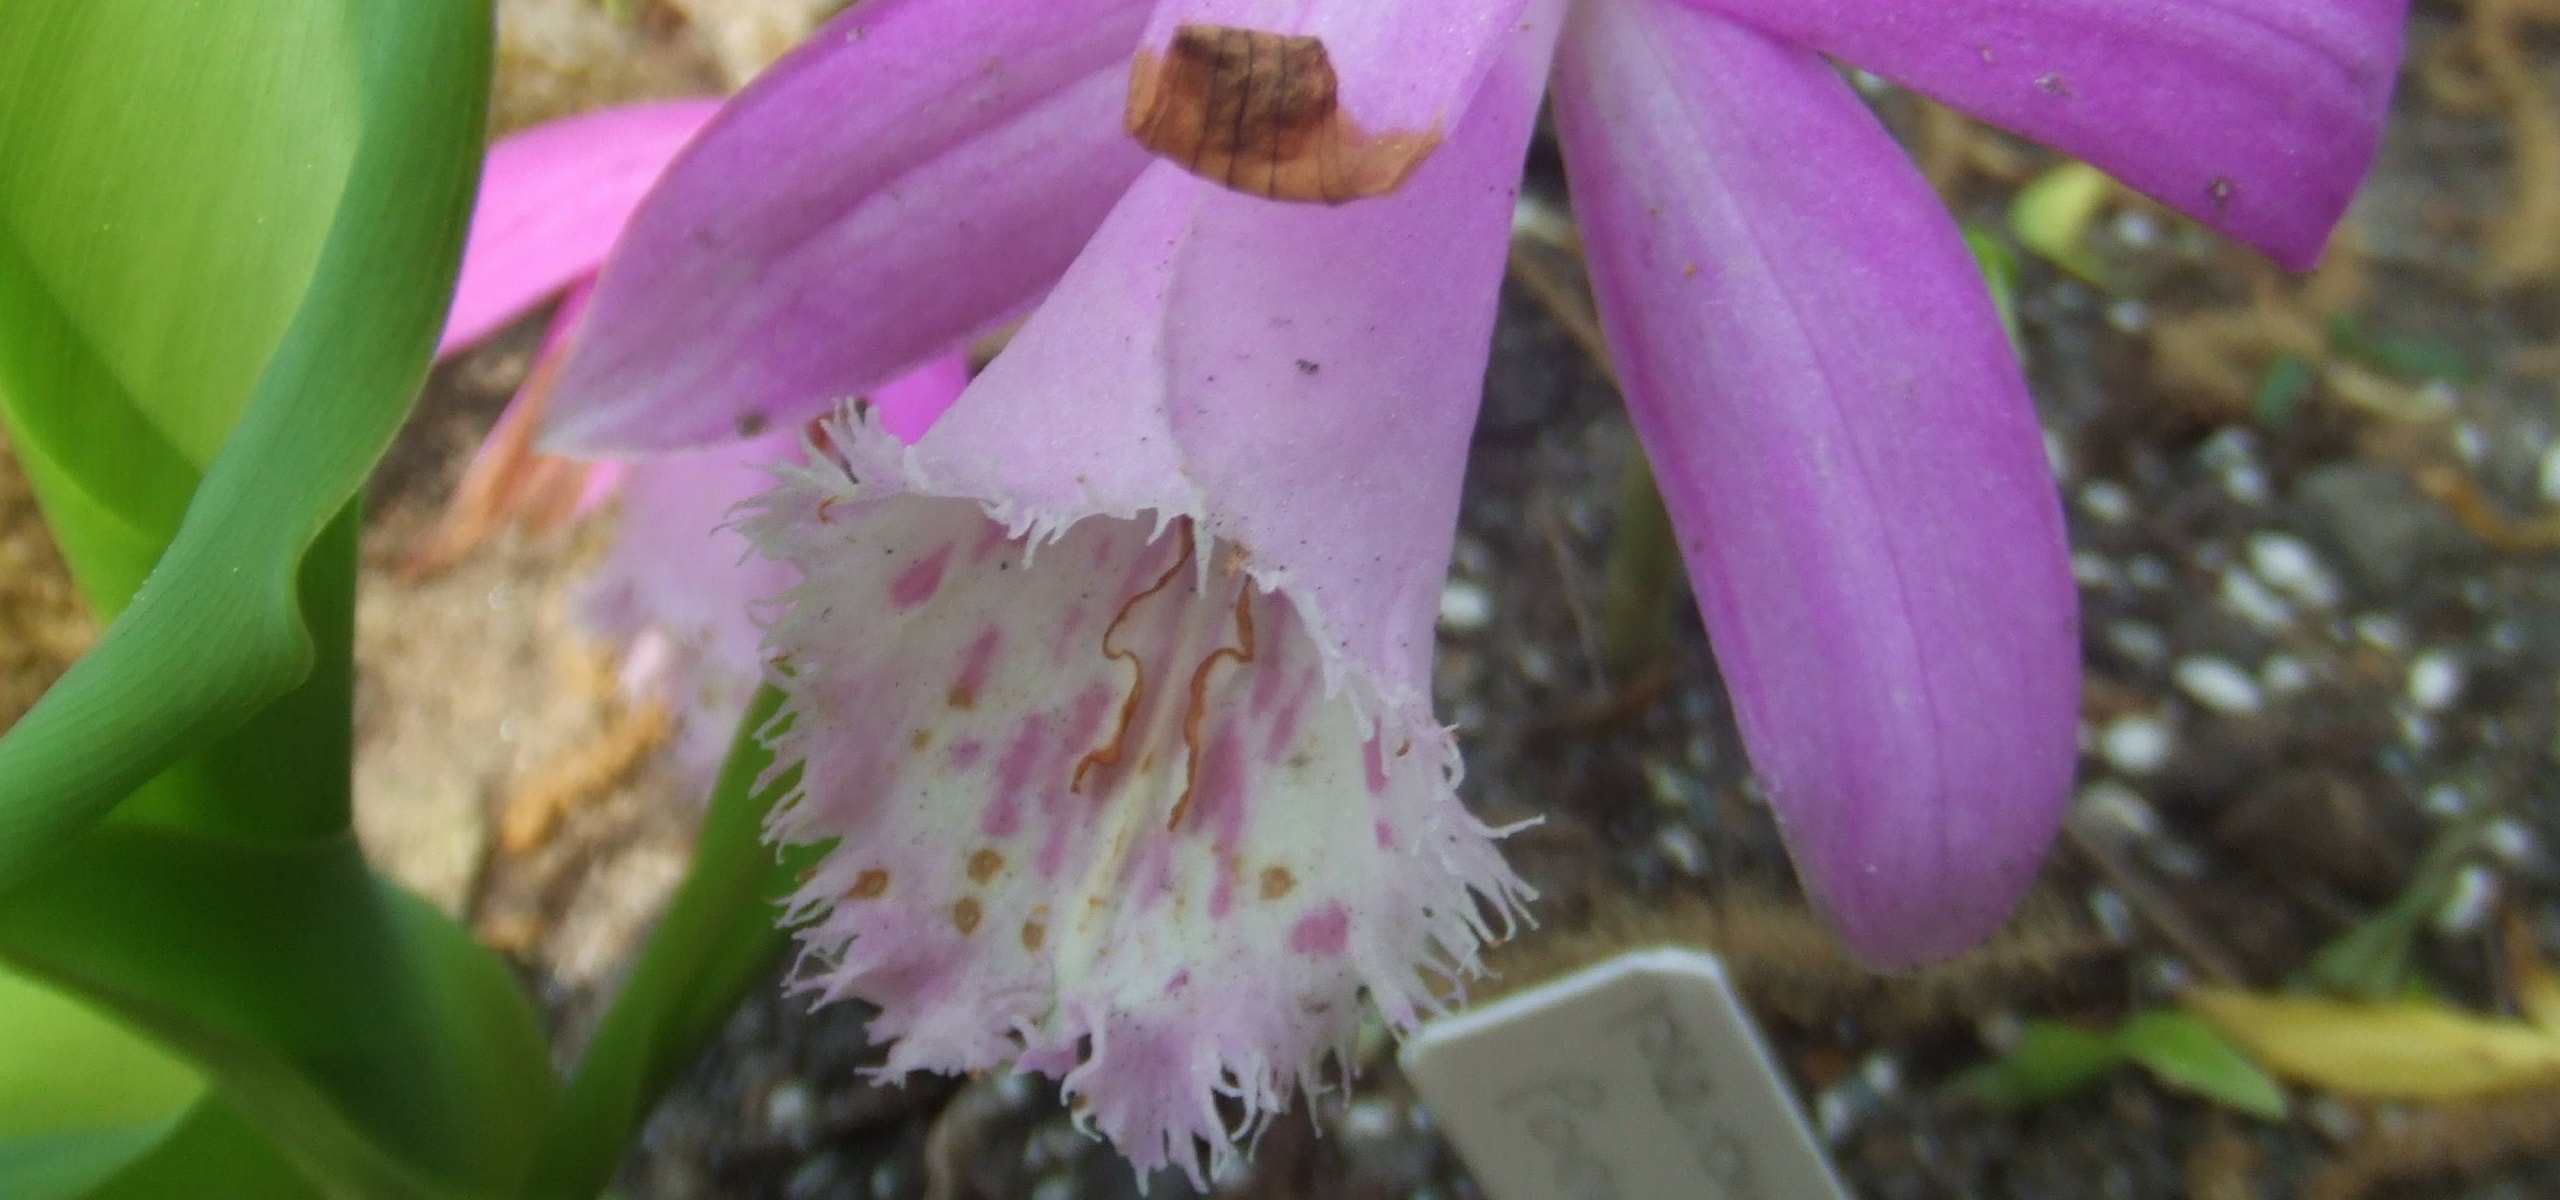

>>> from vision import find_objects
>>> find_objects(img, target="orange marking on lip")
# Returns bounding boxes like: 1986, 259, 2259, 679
967, 847, 1004, 884
1072, 522, 1197, 793
952, 896, 983, 935
1259, 865, 1295, 901
1167, 585, 1257, 831
847, 869, 890, 900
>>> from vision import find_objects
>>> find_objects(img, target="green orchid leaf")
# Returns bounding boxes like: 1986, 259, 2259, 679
0, 0, 492, 884
0, 827, 556, 1200
82, 1099, 324, 1200
527, 688, 815, 1200
0, 965, 203, 1200
1960, 1020, 2124, 1109
0, 3, 360, 469
2115, 1011, 2288, 1120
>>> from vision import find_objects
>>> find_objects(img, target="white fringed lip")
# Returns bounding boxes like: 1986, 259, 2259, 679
739, 413, 1532, 1185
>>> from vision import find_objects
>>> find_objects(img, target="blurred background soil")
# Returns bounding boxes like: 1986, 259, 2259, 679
8, 1, 2560, 1197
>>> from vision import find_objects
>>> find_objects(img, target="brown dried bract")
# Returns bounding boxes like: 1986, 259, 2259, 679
1126, 24, 1440, 204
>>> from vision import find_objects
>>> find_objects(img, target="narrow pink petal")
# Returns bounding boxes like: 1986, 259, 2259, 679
579, 356, 972, 790
1555, 0, 2079, 968
439, 100, 719, 359
1126, 0, 1533, 201
1677, 0, 2407, 268
741, 9, 1563, 1182
542, 0, 1155, 457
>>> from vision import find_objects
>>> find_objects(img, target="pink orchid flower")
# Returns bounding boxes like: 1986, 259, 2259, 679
428, 99, 968, 786
539, 0, 2406, 1179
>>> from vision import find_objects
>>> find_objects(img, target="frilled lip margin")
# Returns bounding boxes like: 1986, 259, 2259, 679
734, 409, 1535, 1184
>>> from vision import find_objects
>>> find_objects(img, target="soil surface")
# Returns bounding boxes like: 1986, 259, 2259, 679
8, 2, 2560, 1199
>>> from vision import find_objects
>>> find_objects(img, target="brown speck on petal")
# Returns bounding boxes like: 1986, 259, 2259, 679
953, 896, 983, 935
1021, 919, 1047, 951
968, 847, 1005, 884
1259, 866, 1295, 901
848, 869, 890, 899
1126, 24, 1441, 204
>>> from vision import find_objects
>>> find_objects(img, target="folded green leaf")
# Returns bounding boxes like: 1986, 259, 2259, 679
2114, 1010, 2287, 1120
0, 0, 492, 884
80, 1099, 324, 1200
1960, 1019, 2123, 1109
0, 965, 202, 1200
0, 829, 555, 1200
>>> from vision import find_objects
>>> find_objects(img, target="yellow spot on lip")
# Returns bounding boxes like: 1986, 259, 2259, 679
847, 869, 890, 900
1260, 865, 1296, 901
968, 847, 1004, 884
1021, 920, 1046, 950
953, 896, 983, 935
946, 685, 976, 710
910, 729, 933, 751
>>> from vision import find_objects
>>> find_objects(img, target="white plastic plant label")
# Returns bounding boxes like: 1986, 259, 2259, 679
1400, 946, 1852, 1200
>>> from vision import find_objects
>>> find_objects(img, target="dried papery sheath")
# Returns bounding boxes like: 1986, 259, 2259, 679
734, 16, 1560, 1180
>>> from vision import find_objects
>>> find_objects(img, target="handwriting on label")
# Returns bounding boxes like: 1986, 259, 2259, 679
1401, 948, 1850, 1200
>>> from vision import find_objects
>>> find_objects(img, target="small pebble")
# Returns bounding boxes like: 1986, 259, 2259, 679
763, 1080, 816, 1144
782, 1153, 845, 1200
2452, 419, 2488, 464
2098, 715, 2174, 775
2355, 614, 2411, 654
1976, 1011, 2026, 1053
2077, 780, 2162, 838
2079, 480, 2136, 524
2260, 654, 2313, 696
2111, 210, 2162, 248
1859, 1052, 1903, 1097
2307, 1097, 2366, 1144
1340, 1098, 1401, 1141
2538, 441, 2560, 506
2045, 429, 2074, 480
2432, 865, 2500, 935
2174, 657, 2265, 716
2105, 300, 2150, 333
2072, 550, 2121, 588
2142, 956, 2193, 994
1437, 579, 1493, 633
2248, 533, 2342, 609
2407, 650, 2465, 711
2104, 621, 2170, 667
2422, 784, 2470, 818
2126, 556, 2173, 590
2088, 888, 2136, 944
2219, 569, 2295, 631
2485, 818, 2538, 865
1654, 825, 1706, 877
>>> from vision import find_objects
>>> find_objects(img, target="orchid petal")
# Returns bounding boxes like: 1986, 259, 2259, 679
1678, 0, 2407, 268
1126, 0, 1534, 202
739, 8, 1563, 1181
544, 0, 1155, 457
583, 356, 973, 789
583, 426, 808, 786
439, 100, 718, 359
1555, 0, 2079, 967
